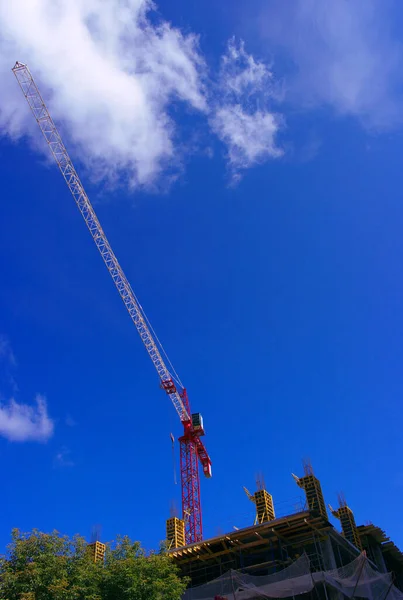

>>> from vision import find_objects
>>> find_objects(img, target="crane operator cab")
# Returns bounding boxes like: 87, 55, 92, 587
192, 413, 205, 436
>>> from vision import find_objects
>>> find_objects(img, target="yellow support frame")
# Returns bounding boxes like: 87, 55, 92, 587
254, 489, 276, 523
293, 472, 328, 520
167, 517, 186, 549
87, 540, 106, 563
330, 505, 362, 550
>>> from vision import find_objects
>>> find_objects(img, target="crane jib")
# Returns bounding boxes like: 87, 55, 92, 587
12, 61, 212, 543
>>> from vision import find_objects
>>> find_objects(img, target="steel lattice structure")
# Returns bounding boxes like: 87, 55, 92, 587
12, 61, 211, 545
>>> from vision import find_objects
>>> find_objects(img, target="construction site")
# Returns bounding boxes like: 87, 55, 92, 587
11, 63, 403, 600
166, 462, 403, 599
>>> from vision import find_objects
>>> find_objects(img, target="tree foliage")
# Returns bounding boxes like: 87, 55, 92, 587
0, 529, 188, 600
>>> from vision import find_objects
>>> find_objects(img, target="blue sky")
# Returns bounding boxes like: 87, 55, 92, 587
1, 0, 403, 553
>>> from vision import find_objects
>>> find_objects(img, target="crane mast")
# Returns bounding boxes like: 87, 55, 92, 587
12, 61, 211, 545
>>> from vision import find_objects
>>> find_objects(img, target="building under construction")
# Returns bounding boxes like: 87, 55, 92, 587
168, 463, 403, 599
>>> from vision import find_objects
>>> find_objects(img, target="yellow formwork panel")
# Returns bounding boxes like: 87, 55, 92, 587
167, 517, 185, 549
254, 489, 276, 523
295, 474, 328, 520
331, 506, 362, 550
87, 540, 106, 563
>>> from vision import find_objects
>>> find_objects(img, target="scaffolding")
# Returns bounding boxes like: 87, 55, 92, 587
170, 510, 355, 587
181, 549, 403, 600
168, 463, 403, 597
171, 503, 403, 599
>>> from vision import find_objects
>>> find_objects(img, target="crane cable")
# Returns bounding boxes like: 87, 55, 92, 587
137, 299, 184, 389
171, 432, 177, 485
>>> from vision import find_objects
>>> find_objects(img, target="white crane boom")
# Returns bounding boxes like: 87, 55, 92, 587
12, 61, 189, 424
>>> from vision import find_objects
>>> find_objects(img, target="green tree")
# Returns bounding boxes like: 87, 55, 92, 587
0, 530, 188, 600
101, 536, 187, 600
0, 529, 102, 600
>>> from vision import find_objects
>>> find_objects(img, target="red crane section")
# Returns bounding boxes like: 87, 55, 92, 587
12, 61, 211, 545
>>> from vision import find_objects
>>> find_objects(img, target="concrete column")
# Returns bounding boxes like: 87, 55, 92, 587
320, 536, 344, 600
320, 537, 337, 570
370, 540, 387, 573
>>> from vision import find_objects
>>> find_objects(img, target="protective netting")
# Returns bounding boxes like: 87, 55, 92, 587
183, 551, 403, 600
319, 553, 395, 600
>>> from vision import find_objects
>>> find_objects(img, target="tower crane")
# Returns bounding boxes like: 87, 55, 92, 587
12, 61, 211, 545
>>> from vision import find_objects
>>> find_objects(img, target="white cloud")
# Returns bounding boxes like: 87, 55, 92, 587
54, 446, 74, 468
213, 106, 282, 175
221, 38, 272, 97
0, 394, 54, 442
257, 0, 403, 128
0, 335, 18, 393
0, 336, 16, 367
211, 39, 283, 178
0, 0, 206, 187
65, 414, 76, 427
